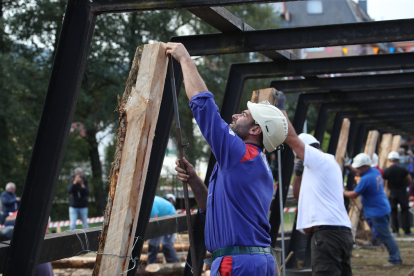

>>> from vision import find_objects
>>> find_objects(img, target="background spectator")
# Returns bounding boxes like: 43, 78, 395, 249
67, 168, 90, 230
398, 147, 407, 168
406, 150, 414, 180
383, 151, 413, 236
1, 183, 20, 224
147, 196, 179, 264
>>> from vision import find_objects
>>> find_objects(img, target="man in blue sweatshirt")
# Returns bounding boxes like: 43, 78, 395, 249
344, 153, 402, 267
169, 42, 287, 275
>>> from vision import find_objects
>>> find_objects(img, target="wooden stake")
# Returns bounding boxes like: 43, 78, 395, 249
364, 130, 379, 158
335, 118, 351, 172
378, 134, 392, 170
386, 135, 402, 168
93, 42, 168, 275
251, 88, 277, 104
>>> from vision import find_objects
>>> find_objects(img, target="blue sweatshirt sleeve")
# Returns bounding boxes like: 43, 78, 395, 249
190, 92, 246, 171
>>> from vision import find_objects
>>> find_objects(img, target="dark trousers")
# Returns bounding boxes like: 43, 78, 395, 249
311, 228, 353, 276
389, 191, 411, 234
147, 234, 179, 264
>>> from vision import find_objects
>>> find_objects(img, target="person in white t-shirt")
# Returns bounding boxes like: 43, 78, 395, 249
275, 91, 353, 276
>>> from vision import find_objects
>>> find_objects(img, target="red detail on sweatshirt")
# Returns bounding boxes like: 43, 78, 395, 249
240, 144, 259, 162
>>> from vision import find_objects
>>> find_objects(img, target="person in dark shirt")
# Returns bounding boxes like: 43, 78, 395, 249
67, 168, 90, 230
0, 183, 20, 224
383, 151, 413, 236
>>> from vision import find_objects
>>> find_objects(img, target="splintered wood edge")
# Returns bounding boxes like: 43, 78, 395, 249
93, 45, 144, 276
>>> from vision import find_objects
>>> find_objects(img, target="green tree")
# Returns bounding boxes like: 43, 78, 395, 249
4, 1, 194, 214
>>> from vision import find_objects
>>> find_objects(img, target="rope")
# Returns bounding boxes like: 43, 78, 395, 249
69, 229, 144, 274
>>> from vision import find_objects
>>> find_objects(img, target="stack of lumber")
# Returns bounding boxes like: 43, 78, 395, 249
51, 234, 212, 275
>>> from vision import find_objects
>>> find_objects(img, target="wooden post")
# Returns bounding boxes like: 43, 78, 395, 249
251, 88, 277, 104
335, 118, 351, 172
93, 42, 168, 275
386, 135, 402, 168
364, 130, 379, 158
349, 130, 379, 236
378, 134, 393, 170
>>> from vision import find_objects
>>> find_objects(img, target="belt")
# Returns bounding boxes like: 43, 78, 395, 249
212, 246, 271, 261
312, 225, 352, 234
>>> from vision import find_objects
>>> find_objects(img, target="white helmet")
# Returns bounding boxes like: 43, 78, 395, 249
352, 153, 372, 168
388, 151, 400, 160
371, 153, 379, 168
247, 101, 288, 152
165, 194, 176, 204
298, 133, 320, 147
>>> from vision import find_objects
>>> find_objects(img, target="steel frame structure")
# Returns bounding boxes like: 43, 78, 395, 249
3, 0, 414, 275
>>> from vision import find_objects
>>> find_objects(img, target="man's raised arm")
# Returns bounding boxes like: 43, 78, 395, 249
275, 92, 305, 161
166, 43, 208, 100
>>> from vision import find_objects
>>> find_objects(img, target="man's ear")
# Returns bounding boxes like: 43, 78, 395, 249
249, 125, 262, 136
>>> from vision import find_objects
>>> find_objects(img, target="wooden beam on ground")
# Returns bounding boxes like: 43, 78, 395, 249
378, 134, 393, 170
144, 263, 186, 275
349, 130, 379, 237
251, 87, 278, 104
93, 42, 169, 275
335, 118, 351, 172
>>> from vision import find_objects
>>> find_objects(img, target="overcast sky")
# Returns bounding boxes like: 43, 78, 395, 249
364, 0, 414, 21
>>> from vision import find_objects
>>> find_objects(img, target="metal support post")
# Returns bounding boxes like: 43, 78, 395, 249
3, 1, 96, 275
277, 145, 286, 276
313, 106, 329, 146
327, 113, 344, 155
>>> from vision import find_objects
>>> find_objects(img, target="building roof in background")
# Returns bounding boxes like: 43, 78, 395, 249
283, 0, 371, 28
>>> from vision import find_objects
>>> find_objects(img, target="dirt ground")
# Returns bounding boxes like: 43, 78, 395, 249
351, 239, 414, 276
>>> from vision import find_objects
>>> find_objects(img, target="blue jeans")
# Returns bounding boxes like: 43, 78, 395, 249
69, 207, 89, 230
369, 214, 402, 264
148, 234, 179, 264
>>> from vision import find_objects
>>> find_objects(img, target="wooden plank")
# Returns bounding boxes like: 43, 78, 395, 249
385, 135, 403, 168
335, 118, 351, 172
251, 87, 277, 104
94, 42, 169, 275
349, 130, 379, 237
378, 134, 393, 170
364, 130, 379, 158
391, 135, 403, 152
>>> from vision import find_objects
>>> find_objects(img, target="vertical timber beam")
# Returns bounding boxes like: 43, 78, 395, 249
378, 134, 393, 170
4, 1, 96, 275
335, 118, 351, 172
127, 59, 183, 276
386, 135, 402, 168
94, 43, 169, 275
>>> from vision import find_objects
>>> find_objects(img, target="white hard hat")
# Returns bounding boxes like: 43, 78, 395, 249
388, 151, 400, 160
371, 153, 379, 168
165, 194, 176, 204
247, 101, 288, 152
298, 133, 320, 147
351, 153, 372, 168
